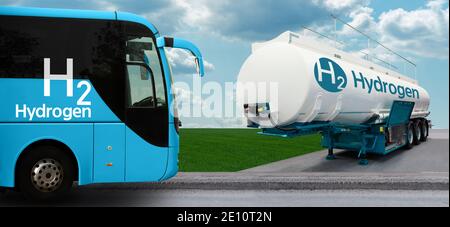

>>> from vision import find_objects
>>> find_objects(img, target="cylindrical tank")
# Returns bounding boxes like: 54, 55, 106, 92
237, 31, 430, 128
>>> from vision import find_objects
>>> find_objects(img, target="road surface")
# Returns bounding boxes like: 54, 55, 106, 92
243, 130, 449, 174
0, 189, 447, 207
0, 130, 447, 207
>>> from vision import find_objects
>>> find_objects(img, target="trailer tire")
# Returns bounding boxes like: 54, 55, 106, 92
16, 145, 75, 201
413, 121, 422, 145
405, 123, 414, 150
420, 120, 428, 142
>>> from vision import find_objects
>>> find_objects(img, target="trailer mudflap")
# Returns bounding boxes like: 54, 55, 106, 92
387, 101, 415, 127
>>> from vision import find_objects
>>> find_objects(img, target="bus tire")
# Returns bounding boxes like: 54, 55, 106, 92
17, 145, 75, 201
405, 122, 414, 150
420, 120, 428, 142
413, 120, 422, 145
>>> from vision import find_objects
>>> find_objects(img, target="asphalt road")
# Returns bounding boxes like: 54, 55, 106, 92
0, 189, 448, 207
243, 129, 449, 174
0, 130, 447, 207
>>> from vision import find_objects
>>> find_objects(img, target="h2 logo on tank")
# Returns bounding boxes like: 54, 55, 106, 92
15, 58, 93, 121
314, 57, 347, 93
314, 57, 420, 99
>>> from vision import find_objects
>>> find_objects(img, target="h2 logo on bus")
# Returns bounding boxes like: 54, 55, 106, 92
314, 57, 347, 93
44, 58, 91, 106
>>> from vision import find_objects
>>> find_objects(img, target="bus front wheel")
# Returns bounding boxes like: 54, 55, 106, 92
17, 146, 75, 201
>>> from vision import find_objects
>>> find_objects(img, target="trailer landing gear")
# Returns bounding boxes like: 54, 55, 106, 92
326, 148, 336, 160
358, 149, 369, 166
359, 158, 369, 166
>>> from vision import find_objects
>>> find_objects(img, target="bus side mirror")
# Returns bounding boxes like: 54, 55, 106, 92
157, 36, 205, 77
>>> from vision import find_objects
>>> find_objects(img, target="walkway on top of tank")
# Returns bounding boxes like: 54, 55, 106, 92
241, 129, 449, 174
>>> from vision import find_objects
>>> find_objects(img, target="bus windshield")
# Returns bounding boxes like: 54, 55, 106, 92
126, 36, 167, 108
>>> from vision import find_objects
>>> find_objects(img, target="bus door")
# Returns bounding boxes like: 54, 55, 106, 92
124, 35, 169, 182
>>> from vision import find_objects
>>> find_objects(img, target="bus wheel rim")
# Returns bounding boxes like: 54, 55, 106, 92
31, 159, 64, 193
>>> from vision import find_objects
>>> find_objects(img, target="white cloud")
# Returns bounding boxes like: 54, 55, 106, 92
427, 0, 448, 10
172, 85, 245, 128
166, 48, 215, 75
377, 1, 449, 59
172, 86, 203, 109
174, 0, 214, 26
169, 0, 367, 41
339, 7, 377, 36
309, 0, 448, 62
322, 0, 370, 12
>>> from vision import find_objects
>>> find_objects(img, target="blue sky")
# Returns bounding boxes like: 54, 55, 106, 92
5, 0, 449, 128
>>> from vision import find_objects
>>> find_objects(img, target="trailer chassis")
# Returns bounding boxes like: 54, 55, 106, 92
255, 101, 429, 165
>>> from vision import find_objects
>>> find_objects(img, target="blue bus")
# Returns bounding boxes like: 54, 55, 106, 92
0, 6, 205, 200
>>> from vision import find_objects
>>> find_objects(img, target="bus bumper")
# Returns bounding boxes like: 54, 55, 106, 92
161, 146, 179, 181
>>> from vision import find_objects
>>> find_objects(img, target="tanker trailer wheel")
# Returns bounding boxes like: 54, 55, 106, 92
405, 123, 414, 149
16, 145, 75, 201
413, 121, 422, 145
420, 120, 429, 142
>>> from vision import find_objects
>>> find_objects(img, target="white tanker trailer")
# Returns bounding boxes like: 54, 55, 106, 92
237, 31, 431, 165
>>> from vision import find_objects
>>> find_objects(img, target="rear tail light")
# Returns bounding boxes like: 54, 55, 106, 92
244, 103, 271, 128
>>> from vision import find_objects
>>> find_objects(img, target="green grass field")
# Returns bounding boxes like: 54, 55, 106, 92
179, 129, 323, 172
